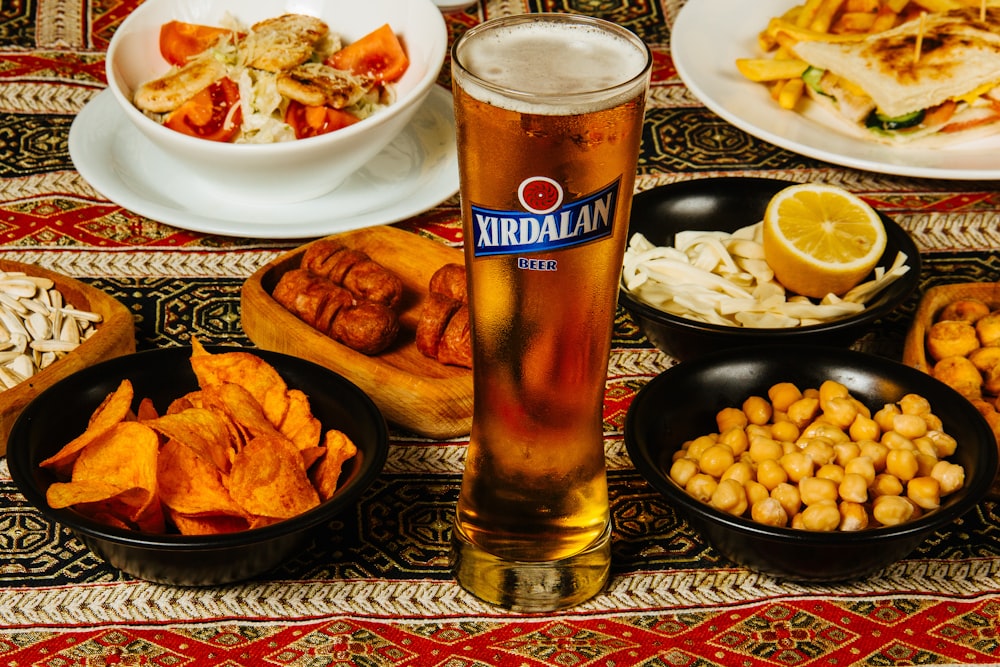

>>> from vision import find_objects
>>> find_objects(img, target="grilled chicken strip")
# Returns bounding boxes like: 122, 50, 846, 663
276, 63, 371, 108
134, 56, 227, 113
243, 13, 330, 73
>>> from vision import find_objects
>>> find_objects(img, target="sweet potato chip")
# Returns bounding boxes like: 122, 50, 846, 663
158, 440, 244, 518
229, 435, 320, 519
169, 510, 250, 535
145, 407, 235, 472
279, 389, 322, 451
136, 397, 159, 421
310, 430, 358, 501
190, 338, 290, 428
39, 379, 135, 477
200, 382, 284, 444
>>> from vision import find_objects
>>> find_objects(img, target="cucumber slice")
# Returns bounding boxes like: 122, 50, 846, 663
801, 66, 826, 93
865, 108, 925, 131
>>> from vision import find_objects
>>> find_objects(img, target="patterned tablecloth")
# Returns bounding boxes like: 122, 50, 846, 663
2, 0, 1000, 665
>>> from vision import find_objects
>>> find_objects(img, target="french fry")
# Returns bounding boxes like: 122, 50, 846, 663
910, 0, 961, 10
777, 77, 807, 109
736, 57, 810, 81
810, 0, 848, 31
846, 0, 880, 10
834, 10, 879, 31
870, 4, 901, 30
796, 0, 827, 26
767, 17, 870, 42
885, 0, 911, 12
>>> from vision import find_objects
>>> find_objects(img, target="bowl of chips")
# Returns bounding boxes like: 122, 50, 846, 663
619, 178, 921, 361
6, 340, 388, 586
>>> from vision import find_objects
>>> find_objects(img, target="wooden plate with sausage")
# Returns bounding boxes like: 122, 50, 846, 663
240, 226, 473, 439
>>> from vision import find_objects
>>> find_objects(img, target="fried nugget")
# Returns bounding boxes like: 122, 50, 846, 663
933, 355, 984, 400
938, 298, 992, 323
976, 312, 1000, 347
926, 320, 980, 361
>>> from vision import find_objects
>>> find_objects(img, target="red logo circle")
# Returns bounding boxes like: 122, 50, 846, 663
518, 177, 563, 214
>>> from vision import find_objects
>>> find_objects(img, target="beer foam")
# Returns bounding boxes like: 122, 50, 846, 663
455, 19, 650, 114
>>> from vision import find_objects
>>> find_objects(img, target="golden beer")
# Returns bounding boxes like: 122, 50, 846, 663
449, 14, 651, 611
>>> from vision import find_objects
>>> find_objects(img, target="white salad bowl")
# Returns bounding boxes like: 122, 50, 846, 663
105, 0, 448, 204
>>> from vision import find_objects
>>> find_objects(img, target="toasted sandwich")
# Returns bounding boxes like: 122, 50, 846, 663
789, 7, 1000, 146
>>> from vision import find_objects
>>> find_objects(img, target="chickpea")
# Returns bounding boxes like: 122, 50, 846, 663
768, 382, 802, 412
844, 456, 876, 487
719, 427, 749, 457
907, 476, 941, 510
818, 379, 849, 405
685, 473, 718, 502
870, 473, 904, 498
790, 512, 806, 530
756, 458, 788, 491
746, 424, 773, 440
872, 495, 915, 526
748, 436, 784, 463
885, 449, 919, 482
716, 407, 748, 433
742, 395, 773, 426
833, 441, 861, 467
822, 396, 859, 430
771, 482, 802, 518
924, 430, 958, 458
799, 476, 839, 505
931, 460, 965, 495
849, 413, 881, 442
899, 393, 931, 415
711, 478, 748, 516
787, 396, 820, 428
915, 452, 938, 477
873, 403, 901, 433
922, 412, 944, 432
850, 397, 872, 419
801, 438, 836, 467
816, 463, 845, 484
686, 434, 718, 461
699, 444, 735, 478
800, 501, 841, 531
913, 436, 939, 459
839, 501, 870, 531
751, 497, 788, 527
743, 478, 769, 504
859, 440, 889, 471
892, 413, 928, 440
770, 420, 800, 443
669, 457, 700, 487
800, 421, 849, 444
721, 460, 755, 485
839, 472, 869, 503
881, 430, 916, 451
779, 450, 814, 482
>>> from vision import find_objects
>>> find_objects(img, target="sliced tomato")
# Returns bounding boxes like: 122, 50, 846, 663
164, 77, 242, 142
285, 101, 361, 139
160, 20, 236, 67
326, 24, 409, 84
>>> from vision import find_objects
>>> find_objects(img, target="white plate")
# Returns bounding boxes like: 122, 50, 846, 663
69, 87, 459, 239
671, 0, 1000, 180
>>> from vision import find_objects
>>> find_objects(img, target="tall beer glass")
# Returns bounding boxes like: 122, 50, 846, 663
450, 13, 652, 611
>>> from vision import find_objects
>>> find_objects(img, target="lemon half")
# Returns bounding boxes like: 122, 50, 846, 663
762, 183, 887, 299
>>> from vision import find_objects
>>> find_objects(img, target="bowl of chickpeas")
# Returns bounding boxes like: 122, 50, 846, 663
624, 345, 997, 582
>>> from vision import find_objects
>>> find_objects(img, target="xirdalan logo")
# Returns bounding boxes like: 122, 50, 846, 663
470, 177, 621, 258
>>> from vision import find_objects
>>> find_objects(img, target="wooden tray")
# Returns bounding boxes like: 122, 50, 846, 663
241, 226, 473, 439
902, 281, 1000, 495
0, 260, 136, 455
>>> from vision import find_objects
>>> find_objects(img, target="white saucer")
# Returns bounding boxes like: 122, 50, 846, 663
69, 86, 460, 239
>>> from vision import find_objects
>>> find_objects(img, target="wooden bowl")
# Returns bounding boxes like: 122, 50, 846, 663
0, 260, 135, 455
902, 281, 1000, 495
241, 226, 473, 439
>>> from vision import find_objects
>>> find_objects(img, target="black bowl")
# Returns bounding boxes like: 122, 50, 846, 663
619, 177, 921, 360
624, 345, 997, 582
7, 345, 388, 586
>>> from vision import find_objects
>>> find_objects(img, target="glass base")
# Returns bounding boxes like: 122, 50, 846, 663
449, 520, 611, 612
